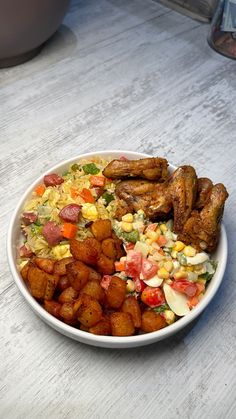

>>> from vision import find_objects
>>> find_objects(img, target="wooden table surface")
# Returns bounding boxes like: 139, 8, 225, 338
1, 1, 236, 418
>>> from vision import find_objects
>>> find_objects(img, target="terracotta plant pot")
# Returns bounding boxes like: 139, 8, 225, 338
0, 0, 70, 68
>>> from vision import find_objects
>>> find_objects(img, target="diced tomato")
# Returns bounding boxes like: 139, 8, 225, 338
156, 235, 167, 247
79, 188, 95, 203
125, 243, 135, 251
145, 223, 158, 233
134, 278, 146, 292
141, 258, 158, 280
171, 280, 198, 298
125, 250, 142, 278
90, 176, 106, 187
100, 275, 112, 290
141, 286, 165, 308
195, 282, 205, 296
70, 188, 79, 199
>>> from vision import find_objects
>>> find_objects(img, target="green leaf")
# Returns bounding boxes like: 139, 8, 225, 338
82, 163, 100, 175
71, 163, 80, 172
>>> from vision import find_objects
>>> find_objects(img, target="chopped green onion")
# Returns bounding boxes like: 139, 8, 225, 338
153, 304, 169, 313
62, 171, 69, 176
102, 192, 115, 205
82, 163, 100, 175
31, 224, 42, 235
34, 219, 41, 226
71, 163, 80, 172
121, 230, 139, 243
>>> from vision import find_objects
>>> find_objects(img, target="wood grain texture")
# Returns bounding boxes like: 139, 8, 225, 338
1, 0, 236, 418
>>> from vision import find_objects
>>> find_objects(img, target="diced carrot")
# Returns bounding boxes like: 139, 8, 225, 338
187, 296, 199, 308
90, 176, 106, 187
79, 188, 95, 203
145, 223, 158, 233
70, 187, 79, 198
156, 235, 167, 247
115, 260, 126, 271
35, 184, 46, 196
61, 223, 78, 239
195, 282, 205, 296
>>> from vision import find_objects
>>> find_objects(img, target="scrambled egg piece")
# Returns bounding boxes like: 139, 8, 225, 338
51, 244, 72, 260
82, 203, 98, 221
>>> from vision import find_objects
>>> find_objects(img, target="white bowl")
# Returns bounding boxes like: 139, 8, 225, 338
7, 150, 228, 348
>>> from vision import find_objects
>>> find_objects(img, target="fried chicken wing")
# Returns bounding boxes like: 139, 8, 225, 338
195, 177, 213, 209
178, 183, 228, 252
103, 157, 168, 181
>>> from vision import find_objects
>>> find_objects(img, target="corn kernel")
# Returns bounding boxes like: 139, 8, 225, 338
122, 213, 134, 223
173, 241, 185, 252
174, 270, 188, 279
171, 250, 177, 259
157, 267, 170, 279
164, 260, 173, 272
165, 278, 173, 285
155, 226, 161, 236
121, 221, 133, 233
146, 230, 158, 241
160, 223, 167, 233
164, 310, 175, 325
186, 266, 194, 272
146, 238, 152, 245
183, 245, 196, 257
126, 279, 135, 293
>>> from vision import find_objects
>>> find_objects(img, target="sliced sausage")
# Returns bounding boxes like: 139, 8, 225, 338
21, 212, 38, 225
59, 204, 81, 223
44, 173, 64, 187
19, 244, 34, 258
42, 221, 63, 246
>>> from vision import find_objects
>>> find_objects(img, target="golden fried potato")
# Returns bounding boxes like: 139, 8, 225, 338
34, 257, 55, 274
44, 273, 59, 300
80, 280, 105, 303
44, 300, 62, 318
110, 312, 135, 336
101, 238, 117, 260
89, 317, 111, 335
111, 232, 125, 259
141, 310, 167, 333
66, 261, 90, 291
87, 267, 102, 282
57, 275, 71, 292
27, 267, 47, 299
59, 302, 75, 322
53, 257, 74, 276
121, 296, 141, 328
106, 276, 126, 309
97, 254, 115, 275
91, 219, 112, 241
20, 262, 32, 281
74, 294, 103, 327
58, 286, 79, 304
70, 238, 101, 266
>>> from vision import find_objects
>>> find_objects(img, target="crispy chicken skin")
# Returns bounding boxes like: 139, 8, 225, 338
178, 183, 228, 252
102, 157, 168, 181
195, 177, 213, 209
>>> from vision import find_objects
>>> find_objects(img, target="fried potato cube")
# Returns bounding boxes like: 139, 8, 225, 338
44, 273, 59, 300
57, 275, 71, 292
97, 254, 115, 275
27, 267, 47, 299
106, 276, 126, 309
59, 302, 75, 322
66, 261, 90, 291
58, 286, 79, 304
89, 317, 111, 335
80, 280, 105, 303
74, 294, 103, 327
70, 238, 101, 266
141, 310, 167, 333
34, 257, 55, 274
53, 257, 74, 276
121, 296, 142, 328
44, 300, 62, 318
88, 267, 102, 282
110, 312, 135, 336
91, 219, 112, 241
101, 238, 117, 260
20, 262, 32, 281
112, 232, 125, 259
